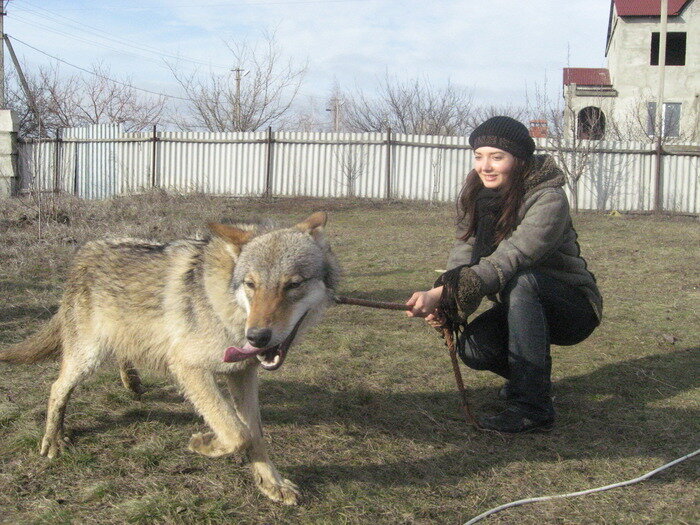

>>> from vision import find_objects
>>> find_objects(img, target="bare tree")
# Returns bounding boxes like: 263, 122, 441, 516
616, 89, 699, 144
6, 63, 166, 138
169, 33, 306, 132
334, 145, 367, 197
341, 76, 474, 135
527, 86, 608, 212
291, 95, 329, 132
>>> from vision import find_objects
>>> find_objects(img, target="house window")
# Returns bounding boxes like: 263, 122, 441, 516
577, 107, 605, 140
647, 102, 682, 137
650, 32, 686, 66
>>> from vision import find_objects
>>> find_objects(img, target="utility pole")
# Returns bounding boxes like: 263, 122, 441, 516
232, 67, 245, 131
327, 96, 342, 132
0, 0, 6, 108
654, 0, 668, 213
5, 35, 43, 135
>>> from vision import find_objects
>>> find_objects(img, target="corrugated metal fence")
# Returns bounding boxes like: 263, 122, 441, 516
16, 123, 700, 213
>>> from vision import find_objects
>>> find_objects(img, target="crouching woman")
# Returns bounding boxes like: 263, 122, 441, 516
406, 116, 602, 433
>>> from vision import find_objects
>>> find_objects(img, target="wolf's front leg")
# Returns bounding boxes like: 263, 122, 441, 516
226, 364, 300, 505
170, 364, 252, 457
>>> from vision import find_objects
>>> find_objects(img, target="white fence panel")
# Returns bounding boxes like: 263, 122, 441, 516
158, 131, 268, 195
273, 132, 387, 198
17, 140, 56, 193
118, 130, 152, 194
63, 123, 123, 199
14, 126, 700, 214
392, 133, 471, 202
663, 151, 699, 213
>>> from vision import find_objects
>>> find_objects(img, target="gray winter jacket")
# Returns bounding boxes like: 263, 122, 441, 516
446, 155, 603, 322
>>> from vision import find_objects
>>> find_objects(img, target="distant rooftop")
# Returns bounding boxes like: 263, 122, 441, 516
563, 68, 612, 87
613, 0, 692, 17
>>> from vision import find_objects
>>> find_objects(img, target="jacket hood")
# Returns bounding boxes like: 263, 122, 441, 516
522, 154, 565, 198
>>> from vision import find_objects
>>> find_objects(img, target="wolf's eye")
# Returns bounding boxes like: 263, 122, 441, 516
285, 280, 303, 291
244, 281, 256, 289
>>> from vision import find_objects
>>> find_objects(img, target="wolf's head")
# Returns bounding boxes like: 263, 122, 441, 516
209, 212, 340, 370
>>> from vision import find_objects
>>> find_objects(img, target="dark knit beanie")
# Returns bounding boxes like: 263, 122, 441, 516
469, 116, 536, 159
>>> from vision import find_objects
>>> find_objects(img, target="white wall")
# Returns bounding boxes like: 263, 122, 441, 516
606, 1, 700, 139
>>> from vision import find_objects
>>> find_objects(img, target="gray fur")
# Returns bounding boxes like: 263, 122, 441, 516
0, 212, 341, 506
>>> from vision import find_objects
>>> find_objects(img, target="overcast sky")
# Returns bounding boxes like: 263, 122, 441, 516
6, 0, 612, 116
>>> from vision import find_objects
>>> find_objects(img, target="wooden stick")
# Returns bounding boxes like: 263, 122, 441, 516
334, 294, 480, 429
442, 327, 480, 429
334, 295, 412, 311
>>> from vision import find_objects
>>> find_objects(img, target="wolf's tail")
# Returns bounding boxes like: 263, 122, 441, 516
0, 315, 62, 363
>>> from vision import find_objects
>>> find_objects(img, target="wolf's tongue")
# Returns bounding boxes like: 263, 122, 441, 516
223, 343, 265, 362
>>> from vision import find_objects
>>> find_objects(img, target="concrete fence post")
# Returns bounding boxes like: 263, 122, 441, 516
0, 109, 18, 197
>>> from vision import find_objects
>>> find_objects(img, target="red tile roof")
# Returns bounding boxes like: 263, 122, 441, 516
563, 68, 612, 87
614, 0, 692, 16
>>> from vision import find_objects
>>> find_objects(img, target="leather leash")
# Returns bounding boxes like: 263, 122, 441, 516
334, 295, 481, 429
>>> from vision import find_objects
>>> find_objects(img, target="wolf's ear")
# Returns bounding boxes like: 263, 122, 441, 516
295, 211, 327, 240
208, 223, 253, 253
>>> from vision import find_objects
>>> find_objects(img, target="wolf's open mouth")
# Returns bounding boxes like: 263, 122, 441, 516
223, 312, 309, 371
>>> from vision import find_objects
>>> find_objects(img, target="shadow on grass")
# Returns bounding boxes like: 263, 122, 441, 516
70, 409, 201, 439
264, 346, 699, 491
56, 347, 698, 494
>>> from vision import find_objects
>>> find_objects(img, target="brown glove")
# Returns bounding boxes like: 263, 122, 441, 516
434, 265, 485, 326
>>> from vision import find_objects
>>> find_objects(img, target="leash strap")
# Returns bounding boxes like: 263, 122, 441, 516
334, 295, 480, 429
442, 327, 480, 429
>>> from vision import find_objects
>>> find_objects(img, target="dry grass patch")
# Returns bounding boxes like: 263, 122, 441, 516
0, 193, 698, 524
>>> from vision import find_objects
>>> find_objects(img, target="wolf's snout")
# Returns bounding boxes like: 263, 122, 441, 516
246, 328, 272, 348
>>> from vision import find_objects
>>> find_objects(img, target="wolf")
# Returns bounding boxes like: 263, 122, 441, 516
0, 212, 340, 505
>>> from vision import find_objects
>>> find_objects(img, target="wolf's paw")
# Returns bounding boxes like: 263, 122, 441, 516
188, 431, 250, 457
40, 433, 70, 459
256, 475, 301, 505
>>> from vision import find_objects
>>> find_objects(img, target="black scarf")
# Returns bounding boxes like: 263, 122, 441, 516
435, 187, 501, 333
470, 187, 502, 265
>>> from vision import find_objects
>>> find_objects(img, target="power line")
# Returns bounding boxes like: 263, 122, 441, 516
14, 1, 229, 69
13, 0, 375, 12
10, 14, 225, 72
6, 35, 191, 102
10, 15, 170, 68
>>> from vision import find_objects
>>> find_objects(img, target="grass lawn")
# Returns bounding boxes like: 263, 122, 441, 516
0, 193, 698, 524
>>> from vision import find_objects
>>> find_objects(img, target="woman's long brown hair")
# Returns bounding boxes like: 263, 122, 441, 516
456, 156, 530, 243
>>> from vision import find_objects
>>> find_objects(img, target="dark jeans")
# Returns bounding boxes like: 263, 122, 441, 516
459, 269, 599, 419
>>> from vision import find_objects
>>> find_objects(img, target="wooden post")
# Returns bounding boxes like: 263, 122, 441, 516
73, 136, 79, 195
385, 127, 392, 200
654, 0, 669, 213
264, 126, 274, 199
53, 129, 61, 193
0, 1, 6, 108
151, 124, 158, 188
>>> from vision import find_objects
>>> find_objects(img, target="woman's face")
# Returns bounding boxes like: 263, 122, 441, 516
474, 147, 516, 189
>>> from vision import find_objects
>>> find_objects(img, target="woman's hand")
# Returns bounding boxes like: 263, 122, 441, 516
425, 311, 446, 329
405, 286, 443, 318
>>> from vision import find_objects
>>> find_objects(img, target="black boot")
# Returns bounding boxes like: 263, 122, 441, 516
479, 407, 554, 433
497, 382, 513, 400
499, 382, 555, 402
